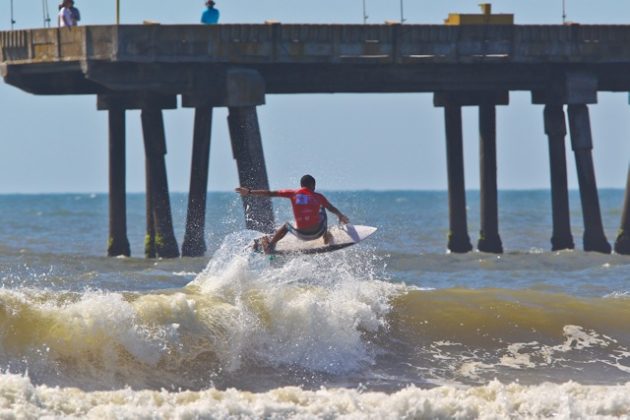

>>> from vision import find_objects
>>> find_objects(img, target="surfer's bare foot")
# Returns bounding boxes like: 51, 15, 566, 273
323, 230, 333, 245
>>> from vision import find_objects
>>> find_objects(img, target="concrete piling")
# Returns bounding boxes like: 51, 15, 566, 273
141, 108, 180, 258
228, 106, 275, 233
614, 165, 630, 254
182, 69, 275, 236
444, 104, 473, 253
544, 104, 575, 251
616, 94, 630, 255
106, 107, 131, 257
182, 107, 213, 257
144, 151, 157, 259
436, 91, 507, 253
477, 103, 503, 253
567, 104, 611, 253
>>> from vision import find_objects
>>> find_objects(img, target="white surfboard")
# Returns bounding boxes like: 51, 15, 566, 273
253, 224, 377, 255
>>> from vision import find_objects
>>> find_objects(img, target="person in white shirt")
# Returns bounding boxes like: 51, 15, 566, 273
58, 0, 75, 27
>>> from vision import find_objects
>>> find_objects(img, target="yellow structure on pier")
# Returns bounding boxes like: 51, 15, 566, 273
444, 3, 513, 26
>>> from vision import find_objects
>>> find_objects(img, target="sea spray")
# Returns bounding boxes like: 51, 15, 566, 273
190, 232, 403, 374
0, 232, 404, 390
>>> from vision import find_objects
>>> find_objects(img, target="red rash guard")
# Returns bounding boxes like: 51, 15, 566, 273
276, 188, 330, 230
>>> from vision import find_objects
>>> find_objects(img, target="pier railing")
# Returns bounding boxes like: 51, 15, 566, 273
4, 24, 630, 65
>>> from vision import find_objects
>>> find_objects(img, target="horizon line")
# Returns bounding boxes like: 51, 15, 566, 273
0, 187, 626, 195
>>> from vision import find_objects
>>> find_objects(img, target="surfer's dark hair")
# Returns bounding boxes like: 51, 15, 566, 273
300, 174, 316, 189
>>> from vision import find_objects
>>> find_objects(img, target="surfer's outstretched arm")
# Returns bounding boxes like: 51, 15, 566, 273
235, 187, 282, 197
325, 203, 350, 225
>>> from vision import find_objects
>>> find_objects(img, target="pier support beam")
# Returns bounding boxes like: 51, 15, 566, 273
214, 69, 275, 233
95, 103, 132, 258
99, 93, 178, 258
181, 69, 274, 237
433, 91, 510, 253
567, 104, 611, 253
544, 104, 574, 251
228, 106, 275, 233
436, 91, 507, 254
98, 96, 132, 257
106, 108, 131, 257
615, 165, 630, 254
535, 73, 610, 253
181, 107, 213, 257
141, 107, 180, 258
434, 94, 472, 253
477, 102, 503, 253
144, 148, 157, 259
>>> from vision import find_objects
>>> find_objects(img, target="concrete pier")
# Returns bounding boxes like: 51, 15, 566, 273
435, 94, 472, 253
435, 91, 507, 253
97, 94, 133, 257
567, 104, 611, 253
543, 104, 575, 251
4, 24, 630, 256
141, 108, 180, 258
228, 106, 275, 233
106, 107, 131, 257
144, 150, 156, 259
477, 101, 503, 254
614, 165, 630, 254
181, 107, 213, 257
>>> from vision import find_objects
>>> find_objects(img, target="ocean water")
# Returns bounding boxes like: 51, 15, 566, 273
0, 190, 629, 418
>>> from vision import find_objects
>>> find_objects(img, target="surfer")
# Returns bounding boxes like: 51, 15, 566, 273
235, 175, 350, 253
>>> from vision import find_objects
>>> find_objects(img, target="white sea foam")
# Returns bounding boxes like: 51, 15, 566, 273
499, 342, 538, 369
604, 291, 630, 299
188, 233, 404, 374
0, 235, 405, 389
172, 271, 198, 277
0, 373, 629, 418
555, 325, 613, 351
424, 325, 630, 383
0, 288, 179, 388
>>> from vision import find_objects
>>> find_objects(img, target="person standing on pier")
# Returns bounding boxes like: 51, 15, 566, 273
57, 0, 78, 27
201, 0, 220, 24
235, 175, 350, 254
70, 1, 81, 25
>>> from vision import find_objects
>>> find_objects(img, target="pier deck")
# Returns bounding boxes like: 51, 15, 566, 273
3, 24, 630, 95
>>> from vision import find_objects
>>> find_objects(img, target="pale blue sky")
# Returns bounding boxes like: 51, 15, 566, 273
1, 1, 629, 193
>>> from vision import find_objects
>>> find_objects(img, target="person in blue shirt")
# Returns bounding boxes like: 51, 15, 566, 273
201, 1, 220, 24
